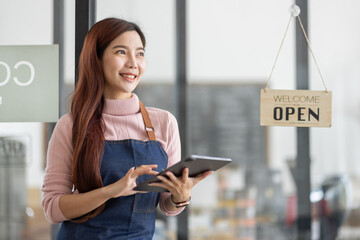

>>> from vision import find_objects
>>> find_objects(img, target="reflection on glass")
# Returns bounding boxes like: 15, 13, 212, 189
0, 136, 51, 239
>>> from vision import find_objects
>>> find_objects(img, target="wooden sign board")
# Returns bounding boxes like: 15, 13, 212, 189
260, 89, 332, 127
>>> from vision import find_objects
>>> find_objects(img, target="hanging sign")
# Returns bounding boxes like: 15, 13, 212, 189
260, 5, 332, 128
260, 89, 332, 127
0, 45, 59, 122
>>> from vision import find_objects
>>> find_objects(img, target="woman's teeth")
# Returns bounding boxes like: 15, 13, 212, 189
121, 74, 136, 79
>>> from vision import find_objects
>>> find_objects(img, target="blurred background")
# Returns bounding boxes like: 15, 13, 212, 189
1, 0, 360, 239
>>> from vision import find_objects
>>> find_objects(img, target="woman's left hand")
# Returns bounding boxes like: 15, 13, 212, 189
150, 168, 213, 203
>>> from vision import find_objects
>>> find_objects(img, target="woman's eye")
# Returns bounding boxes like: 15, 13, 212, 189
116, 50, 125, 54
137, 52, 145, 57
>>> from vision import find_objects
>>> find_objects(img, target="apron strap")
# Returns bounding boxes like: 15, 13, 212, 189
139, 100, 157, 141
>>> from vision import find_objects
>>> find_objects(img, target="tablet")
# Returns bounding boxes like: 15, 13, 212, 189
134, 155, 232, 192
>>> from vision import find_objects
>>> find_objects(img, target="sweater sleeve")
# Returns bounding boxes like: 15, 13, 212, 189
158, 112, 185, 216
41, 114, 73, 223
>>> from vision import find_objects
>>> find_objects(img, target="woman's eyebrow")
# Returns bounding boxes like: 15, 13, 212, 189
112, 45, 145, 51
112, 45, 127, 49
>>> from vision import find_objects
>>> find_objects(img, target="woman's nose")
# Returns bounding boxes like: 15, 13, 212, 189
126, 55, 137, 69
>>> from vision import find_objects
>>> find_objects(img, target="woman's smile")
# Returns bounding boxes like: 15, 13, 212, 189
120, 72, 137, 81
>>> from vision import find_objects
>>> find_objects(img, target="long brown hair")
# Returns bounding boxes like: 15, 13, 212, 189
70, 18, 146, 222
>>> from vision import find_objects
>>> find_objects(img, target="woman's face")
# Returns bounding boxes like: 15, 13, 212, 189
101, 30, 146, 99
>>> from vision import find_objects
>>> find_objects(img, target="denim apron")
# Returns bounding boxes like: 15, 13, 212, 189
57, 101, 168, 240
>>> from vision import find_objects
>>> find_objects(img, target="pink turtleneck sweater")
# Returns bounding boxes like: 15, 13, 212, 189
41, 94, 183, 224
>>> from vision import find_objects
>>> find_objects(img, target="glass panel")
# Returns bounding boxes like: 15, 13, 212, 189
0, 1, 70, 239
187, 84, 267, 239
186, 0, 295, 239
310, 1, 360, 239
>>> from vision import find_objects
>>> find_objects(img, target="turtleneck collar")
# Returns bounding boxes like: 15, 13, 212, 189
102, 93, 140, 116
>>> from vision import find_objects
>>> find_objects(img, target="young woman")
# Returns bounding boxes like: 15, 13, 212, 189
41, 18, 212, 239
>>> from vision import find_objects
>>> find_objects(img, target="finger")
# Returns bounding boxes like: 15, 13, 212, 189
156, 175, 175, 188
182, 168, 189, 182
138, 164, 158, 170
126, 167, 136, 178
157, 175, 171, 184
133, 165, 159, 176
136, 164, 158, 171
133, 190, 149, 194
145, 169, 159, 175
199, 170, 213, 179
145, 164, 159, 170
147, 164, 159, 169
164, 171, 179, 182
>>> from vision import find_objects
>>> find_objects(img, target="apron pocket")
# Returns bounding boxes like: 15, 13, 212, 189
133, 192, 158, 213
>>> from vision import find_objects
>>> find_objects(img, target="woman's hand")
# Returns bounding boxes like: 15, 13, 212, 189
150, 168, 213, 203
58, 165, 158, 221
105, 164, 159, 198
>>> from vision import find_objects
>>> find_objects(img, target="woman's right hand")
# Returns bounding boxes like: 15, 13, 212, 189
58, 164, 159, 221
105, 164, 159, 198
